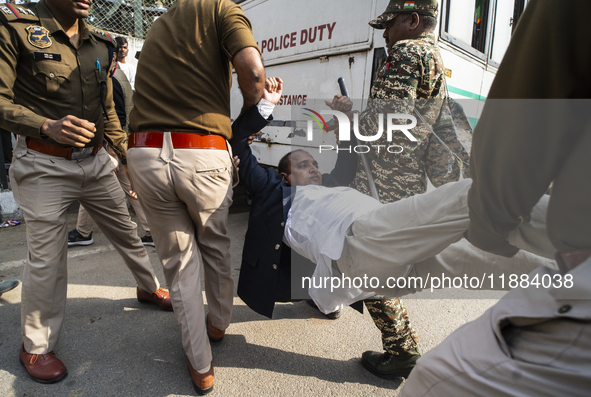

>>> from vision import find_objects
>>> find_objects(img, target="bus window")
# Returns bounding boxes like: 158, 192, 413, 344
471, 0, 489, 51
490, 0, 528, 66
443, 0, 530, 66
443, 0, 490, 59
490, 0, 514, 64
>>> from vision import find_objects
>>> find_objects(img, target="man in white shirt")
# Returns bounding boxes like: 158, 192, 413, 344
233, 80, 555, 314
286, 179, 555, 313
115, 36, 136, 89
235, 78, 555, 383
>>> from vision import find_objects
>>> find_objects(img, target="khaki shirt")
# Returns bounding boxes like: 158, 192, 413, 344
130, 0, 258, 139
466, 0, 591, 252
0, 1, 127, 159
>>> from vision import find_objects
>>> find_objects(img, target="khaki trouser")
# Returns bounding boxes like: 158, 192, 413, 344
10, 139, 160, 355
399, 255, 591, 397
77, 150, 151, 237
127, 134, 234, 370
339, 179, 556, 296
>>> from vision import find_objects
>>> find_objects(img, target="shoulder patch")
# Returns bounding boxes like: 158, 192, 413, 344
26, 25, 52, 48
0, 3, 39, 22
89, 25, 113, 43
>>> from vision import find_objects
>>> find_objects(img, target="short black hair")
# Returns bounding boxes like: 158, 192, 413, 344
278, 149, 307, 175
399, 13, 437, 32
422, 15, 437, 31
115, 36, 128, 48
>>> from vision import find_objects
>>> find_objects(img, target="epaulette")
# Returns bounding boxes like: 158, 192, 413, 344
89, 25, 114, 44
0, 3, 39, 22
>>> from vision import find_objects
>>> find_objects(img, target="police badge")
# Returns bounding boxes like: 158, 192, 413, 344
26, 26, 52, 49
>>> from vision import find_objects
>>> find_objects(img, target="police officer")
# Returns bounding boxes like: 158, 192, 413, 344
401, 0, 591, 395
0, 0, 171, 384
68, 38, 155, 248
128, 0, 264, 393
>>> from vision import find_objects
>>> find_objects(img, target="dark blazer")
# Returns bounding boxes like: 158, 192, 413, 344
231, 106, 356, 318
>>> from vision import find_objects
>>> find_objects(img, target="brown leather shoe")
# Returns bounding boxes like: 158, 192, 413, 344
188, 361, 214, 395
207, 314, 225, 342
137, 287, 173, 310
19, 344, 68, 384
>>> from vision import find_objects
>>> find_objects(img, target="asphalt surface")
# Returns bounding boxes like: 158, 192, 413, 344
0, 209, 502, 397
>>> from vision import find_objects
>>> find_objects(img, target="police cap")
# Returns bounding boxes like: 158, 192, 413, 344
369, 0, 438, 29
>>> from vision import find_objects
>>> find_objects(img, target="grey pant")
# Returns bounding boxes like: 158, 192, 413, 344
338, 179, 556, 297
77, 150, 151, 237
337, 178, 589, 395
10, 139, 160, 354
128, 136, 235, 371
400, 255, 591, 397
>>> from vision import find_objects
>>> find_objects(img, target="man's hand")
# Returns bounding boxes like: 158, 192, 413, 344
233, 155, 240, 173
325, 95, 353, 114
325, 95, 355, 145
247, 131, 261, 146
40, 115, 96, 147
262, 77, 283, 105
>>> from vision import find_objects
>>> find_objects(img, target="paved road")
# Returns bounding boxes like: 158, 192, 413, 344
0, 210, 501, 396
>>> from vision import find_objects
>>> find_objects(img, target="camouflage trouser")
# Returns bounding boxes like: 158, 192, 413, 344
364, 298, 419, 355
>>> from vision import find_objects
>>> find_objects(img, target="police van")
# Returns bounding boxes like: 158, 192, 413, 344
230, 0, 530, 169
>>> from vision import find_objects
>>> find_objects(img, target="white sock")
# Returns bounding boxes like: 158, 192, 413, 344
196, 363, 211, 374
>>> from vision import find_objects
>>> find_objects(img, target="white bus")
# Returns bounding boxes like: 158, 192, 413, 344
230, 0, 530, 169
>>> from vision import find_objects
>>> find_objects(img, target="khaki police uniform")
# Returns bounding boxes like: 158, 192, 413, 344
76, 148, 152, 239
0, 0, 161, 355
76, 67, 151, 238
402, 0, 591, 395
128, 0, 258, 371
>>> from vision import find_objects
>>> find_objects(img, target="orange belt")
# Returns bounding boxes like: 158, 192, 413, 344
128, 132, 227, 150
26, 137, 102, 161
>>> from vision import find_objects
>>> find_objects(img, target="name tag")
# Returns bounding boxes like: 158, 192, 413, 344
32, 51, 62, 61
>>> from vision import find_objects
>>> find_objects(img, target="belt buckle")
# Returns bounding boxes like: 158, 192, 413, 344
71, 147, 94, 160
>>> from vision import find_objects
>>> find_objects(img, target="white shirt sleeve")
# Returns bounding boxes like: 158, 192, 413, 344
257, 98, 275, 119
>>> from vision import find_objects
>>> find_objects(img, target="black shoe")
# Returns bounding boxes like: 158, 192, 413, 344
0, 279, 20, 297
141, 235, 155, 247
306, 300, 341, 320
361, 347, 421, 379
67, 229, 93, 246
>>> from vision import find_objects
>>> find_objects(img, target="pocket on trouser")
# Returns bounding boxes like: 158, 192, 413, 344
95, 148, 118, 178
193, 165, 232, 211
9, 147, 34, 188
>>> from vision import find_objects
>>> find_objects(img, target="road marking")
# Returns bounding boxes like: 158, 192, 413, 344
0, 245, 115, 272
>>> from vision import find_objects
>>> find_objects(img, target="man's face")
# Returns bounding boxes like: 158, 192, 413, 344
46, 0, 93, 21
383, 14, 408, 54
117, 43, 129, 61
283, 151, 322, 186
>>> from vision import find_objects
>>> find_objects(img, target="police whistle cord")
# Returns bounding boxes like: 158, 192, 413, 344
337, 77, 380, 201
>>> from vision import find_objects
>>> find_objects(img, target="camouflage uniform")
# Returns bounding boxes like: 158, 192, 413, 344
351, 31, 458, 200
354, 31, 464, 356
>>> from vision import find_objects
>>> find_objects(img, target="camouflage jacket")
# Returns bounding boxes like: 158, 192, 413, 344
350, 31, 469, 203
